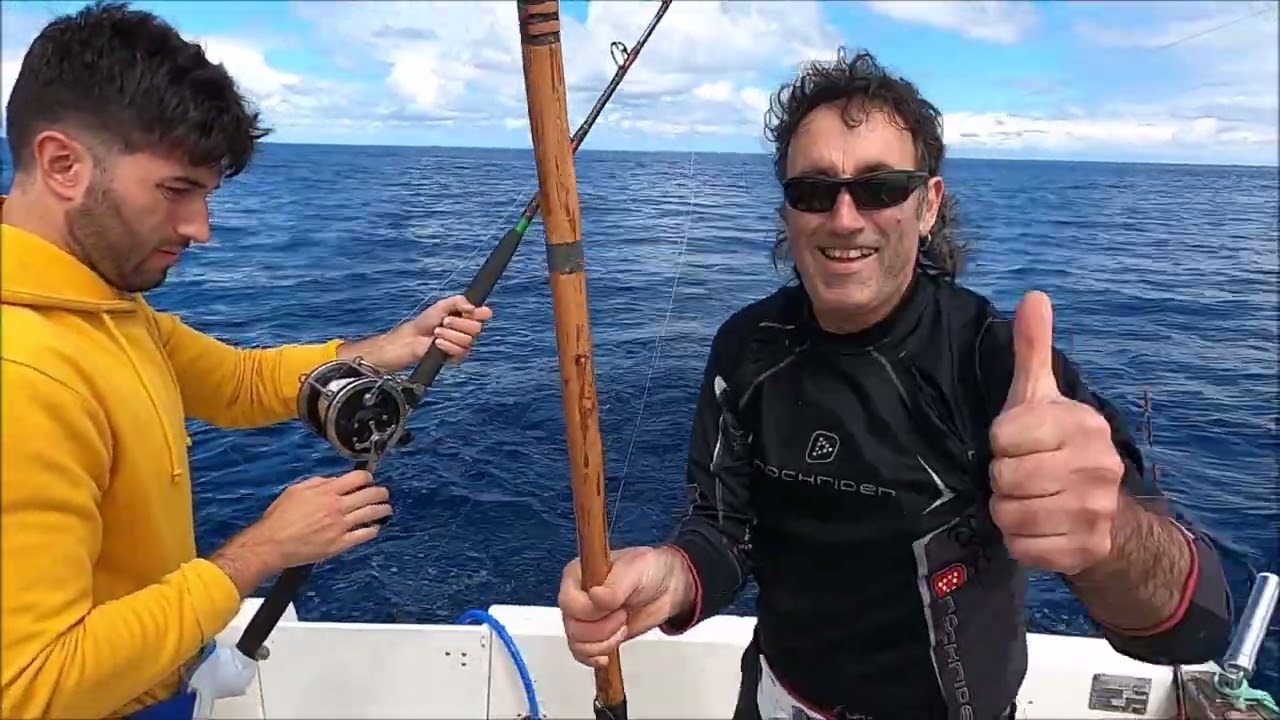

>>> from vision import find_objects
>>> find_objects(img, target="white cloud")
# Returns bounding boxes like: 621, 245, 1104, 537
944, 112, 1272, 152
1, 0, 1275, 165
199, 38, 302, 99
863, 0, 1039, 45
1073, 0, 1273, 50
196, 38, 314, 120
0, 4, 373, 134
291, 0, 839, 137
281, 0, 1274, 163
1065, 0, 1279, 163
194, 36, 385, 131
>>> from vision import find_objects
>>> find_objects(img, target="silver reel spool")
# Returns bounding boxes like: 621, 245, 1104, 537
296, 358, 412, 461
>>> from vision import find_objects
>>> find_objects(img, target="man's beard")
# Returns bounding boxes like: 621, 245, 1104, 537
65, 180, 170, 294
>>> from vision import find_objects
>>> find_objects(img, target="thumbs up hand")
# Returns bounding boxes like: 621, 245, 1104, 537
988, 291, 1125, 577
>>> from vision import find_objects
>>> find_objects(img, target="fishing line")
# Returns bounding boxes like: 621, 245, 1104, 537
232, 0, 675, 661
1155, 3, 1276, 49
378, 184, 544, 594
607, 150, 698, 539
383, 180, 540, 333
419, 150, 697, 574
899, 3, 1277, 116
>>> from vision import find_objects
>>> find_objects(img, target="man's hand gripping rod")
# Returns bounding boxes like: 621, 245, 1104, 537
230, 0, 673, 666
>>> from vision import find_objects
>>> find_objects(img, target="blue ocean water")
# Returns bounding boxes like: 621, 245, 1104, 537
3, 144, 1278, 698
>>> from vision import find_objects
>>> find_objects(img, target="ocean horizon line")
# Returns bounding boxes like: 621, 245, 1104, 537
255, 139, 1280, 170
0, 135, 1276, 171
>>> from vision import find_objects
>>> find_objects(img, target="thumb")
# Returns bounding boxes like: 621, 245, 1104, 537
442, 294, 476, 315
587, 556, 648, 613
1005, 290, 1061, 408
412, 296, 465, 332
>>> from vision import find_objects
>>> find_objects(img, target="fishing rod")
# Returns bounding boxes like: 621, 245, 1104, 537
517, 1, 630, 718
232, 0, 673, 663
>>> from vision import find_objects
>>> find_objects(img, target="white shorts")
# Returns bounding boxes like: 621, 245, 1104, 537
756, 654, 865, 720
754, 655, 1016, 720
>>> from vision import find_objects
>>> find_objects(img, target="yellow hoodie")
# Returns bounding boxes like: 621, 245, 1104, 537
1, 219, 343, 718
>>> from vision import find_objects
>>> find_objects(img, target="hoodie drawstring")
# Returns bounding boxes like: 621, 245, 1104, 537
103, 313, 182, 483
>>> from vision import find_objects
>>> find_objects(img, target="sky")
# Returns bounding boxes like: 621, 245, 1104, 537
1, 0, 1277, 166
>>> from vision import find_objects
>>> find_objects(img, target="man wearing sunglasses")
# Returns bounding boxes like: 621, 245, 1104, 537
558, 47, 1232, 719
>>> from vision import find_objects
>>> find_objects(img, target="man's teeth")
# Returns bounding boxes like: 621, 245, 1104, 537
820, 247, 877, 261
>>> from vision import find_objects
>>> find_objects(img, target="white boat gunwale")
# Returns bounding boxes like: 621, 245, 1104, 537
205, 596, 1241, 719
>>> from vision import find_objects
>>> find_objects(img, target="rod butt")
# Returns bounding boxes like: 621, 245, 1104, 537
594, 697, 627, 720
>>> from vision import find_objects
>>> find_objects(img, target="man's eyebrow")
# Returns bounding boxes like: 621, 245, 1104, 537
160, 175, 219, 191
789, 160, 902, 178
857, 161, 899, 174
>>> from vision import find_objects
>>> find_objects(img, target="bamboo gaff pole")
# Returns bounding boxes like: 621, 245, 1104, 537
516, 1, 628, 718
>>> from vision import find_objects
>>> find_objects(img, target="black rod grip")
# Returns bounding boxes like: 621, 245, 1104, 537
233, 226, 530, 655
235, 457, 371, 658
235, 563, 312, 658
405, 226, 526, 391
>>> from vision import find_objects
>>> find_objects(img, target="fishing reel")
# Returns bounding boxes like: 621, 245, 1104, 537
296, 357, 417, 462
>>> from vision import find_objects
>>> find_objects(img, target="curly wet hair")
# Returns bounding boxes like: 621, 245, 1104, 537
764, 47, 967, 280
5, 0, 270, 179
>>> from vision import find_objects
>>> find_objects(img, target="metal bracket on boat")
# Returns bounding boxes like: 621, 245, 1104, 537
1177, 668, 1280, 720
1220, 571, 1279, 692
296, 357, 414, 461
1175, 572, 1280, 720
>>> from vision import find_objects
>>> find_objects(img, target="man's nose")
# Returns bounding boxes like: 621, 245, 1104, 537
176, 202, 211, 244
827, 186, 867, 233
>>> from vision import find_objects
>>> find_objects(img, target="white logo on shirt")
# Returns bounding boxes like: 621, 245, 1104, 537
805, 430, 840, 463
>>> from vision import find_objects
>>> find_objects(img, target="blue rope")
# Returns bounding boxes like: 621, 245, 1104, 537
456, 609, 541, 719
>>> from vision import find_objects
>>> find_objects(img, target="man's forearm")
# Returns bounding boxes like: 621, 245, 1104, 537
1066, 493, 1195, 633
654, 545, 698, 618
659, 524, 749, 633
209, 528, 279, 597
156, 310, 343, 429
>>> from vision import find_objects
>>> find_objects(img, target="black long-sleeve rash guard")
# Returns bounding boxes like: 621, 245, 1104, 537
660, 271, 1233, 720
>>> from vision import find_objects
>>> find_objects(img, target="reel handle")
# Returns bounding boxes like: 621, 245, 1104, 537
235, 459, 370, 661
237, 188, 524, 662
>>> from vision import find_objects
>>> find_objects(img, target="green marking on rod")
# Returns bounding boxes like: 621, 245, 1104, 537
515, 216, 532, 234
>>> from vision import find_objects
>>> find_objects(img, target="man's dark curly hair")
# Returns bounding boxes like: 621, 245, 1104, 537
5, 0, 270, 179
764, 47, 966, 280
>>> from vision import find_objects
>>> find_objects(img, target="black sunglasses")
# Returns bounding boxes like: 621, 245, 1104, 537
782, 170, 930, 213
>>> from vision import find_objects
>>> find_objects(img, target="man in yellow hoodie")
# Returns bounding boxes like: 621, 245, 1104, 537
0, 3, 496, 718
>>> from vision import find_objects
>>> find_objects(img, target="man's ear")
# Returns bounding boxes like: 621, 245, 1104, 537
31, 129, 97, 204
919, 175, 945, 235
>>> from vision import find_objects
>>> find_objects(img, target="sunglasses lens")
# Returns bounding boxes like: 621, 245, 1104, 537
783, 178, 842, 213
783, 172, 926, 213
848, 173, 921, 210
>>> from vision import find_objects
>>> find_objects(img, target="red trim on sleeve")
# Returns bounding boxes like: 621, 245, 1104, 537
659, 544, 703, 636
1102, 519, 1200, 638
